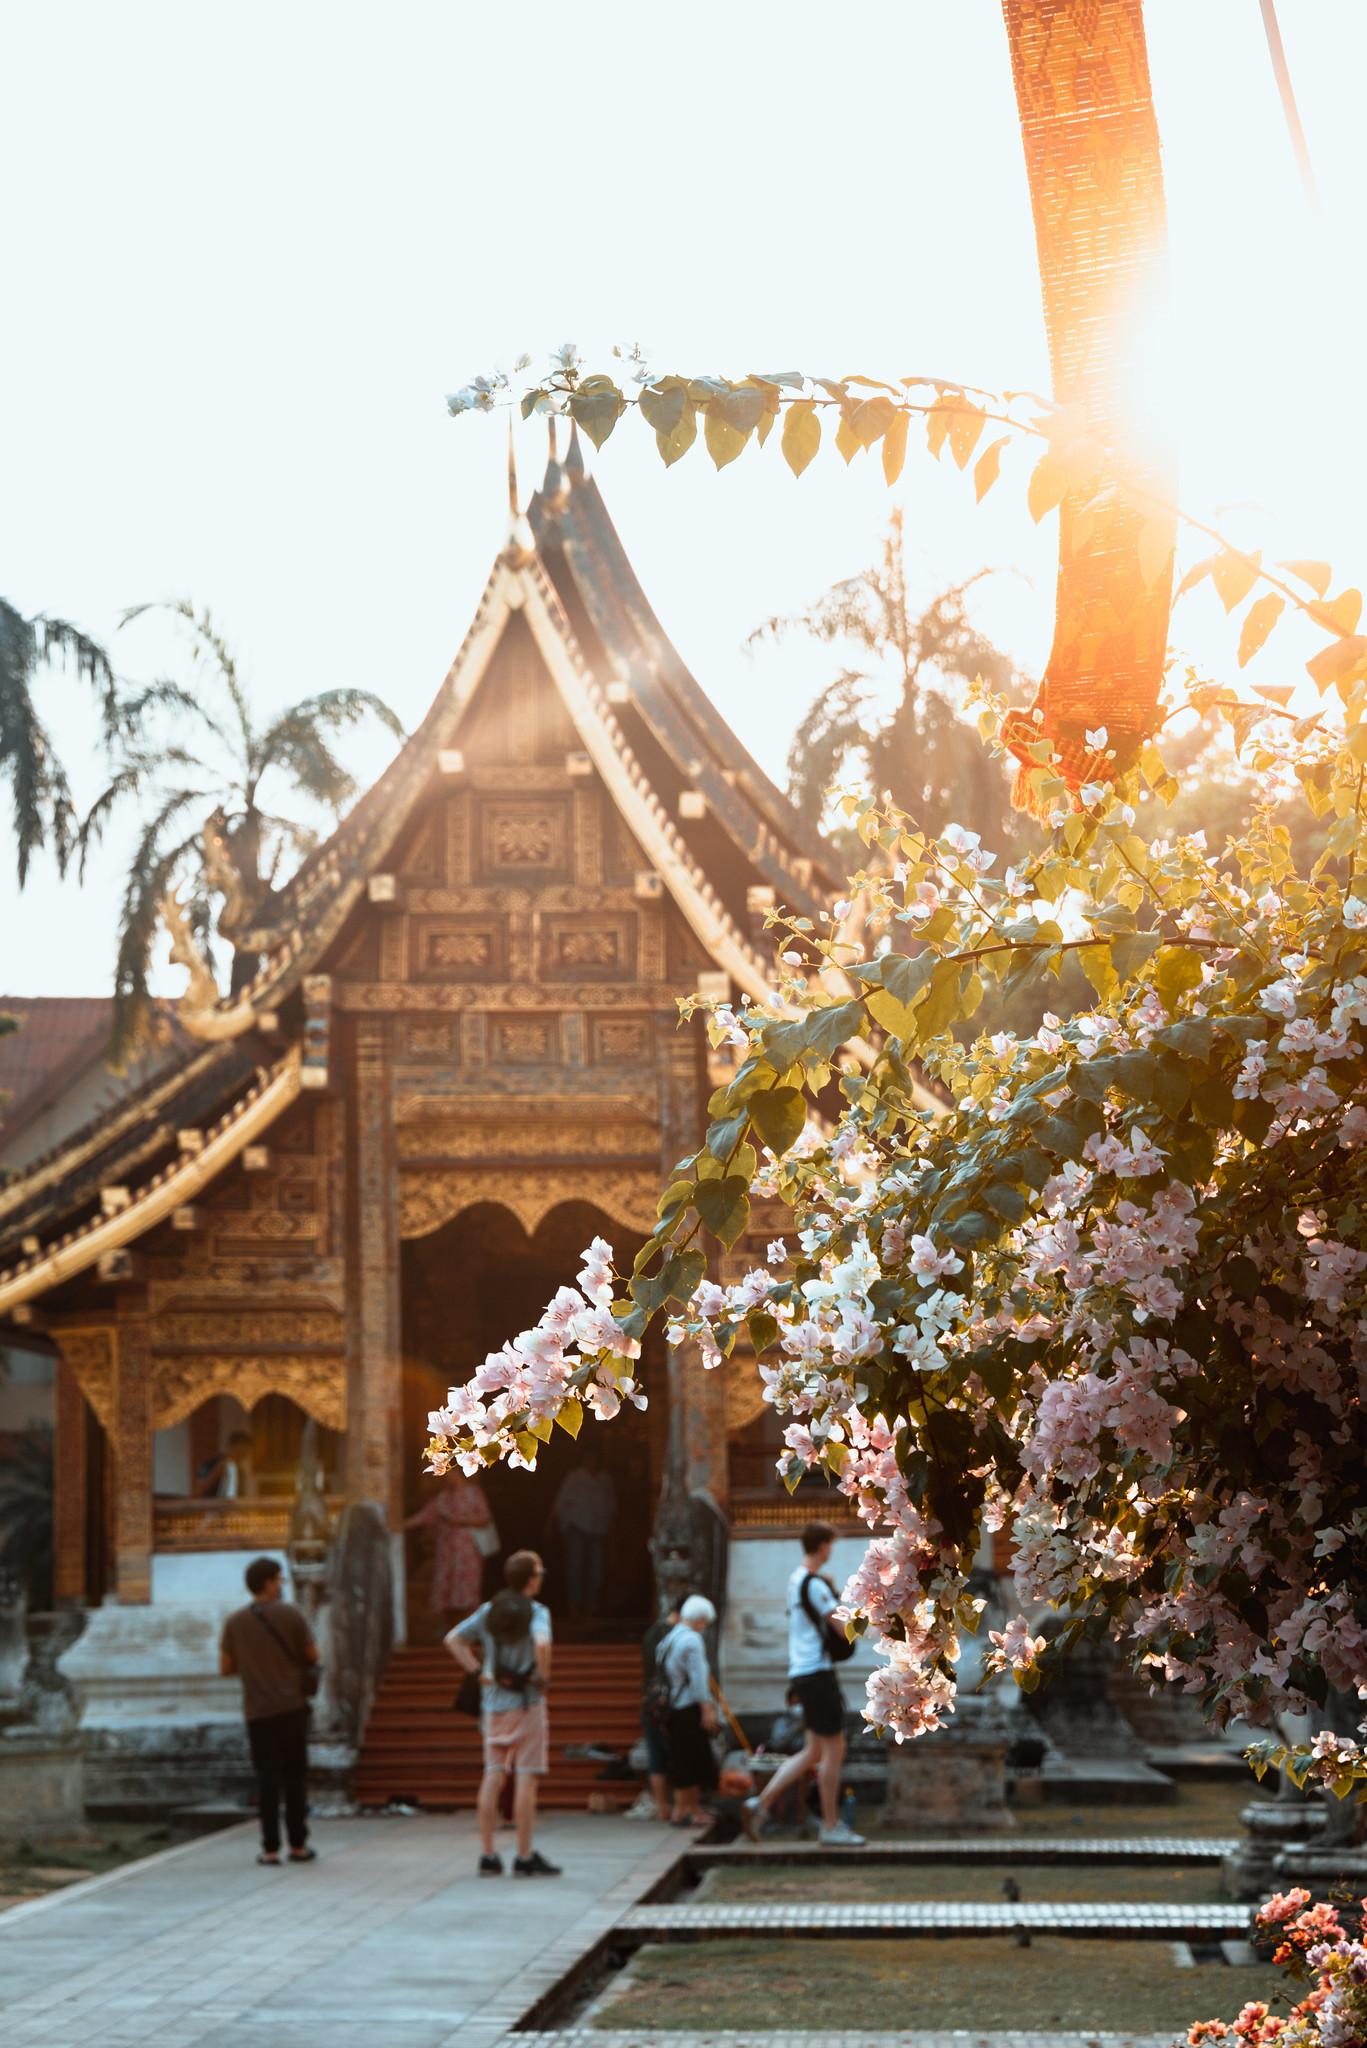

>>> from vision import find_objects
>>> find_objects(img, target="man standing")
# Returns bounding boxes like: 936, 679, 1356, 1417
220, 1555, 319, 1866
446, 1548, 560, 1877
549, 1449, 616, 1619
740, 1520, 865, 1848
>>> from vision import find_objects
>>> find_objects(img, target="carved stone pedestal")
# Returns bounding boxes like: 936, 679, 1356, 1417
881, 1699, 1015, 1834
1223, 1798, 1325, 1900
0, 1729, 85, 1832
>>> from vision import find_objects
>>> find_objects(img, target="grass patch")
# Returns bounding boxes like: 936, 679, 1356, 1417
0, 1826, 170, 1910
701, 1861, 1227, 1906
865, 1776, 1259, 1842
593, 1936, 1282, 2034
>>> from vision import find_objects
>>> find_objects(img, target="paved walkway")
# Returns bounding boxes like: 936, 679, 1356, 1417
0, 1812, 678, 2048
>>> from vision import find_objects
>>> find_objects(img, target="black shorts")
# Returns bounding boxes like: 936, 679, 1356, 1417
789, 1668, 845, 1738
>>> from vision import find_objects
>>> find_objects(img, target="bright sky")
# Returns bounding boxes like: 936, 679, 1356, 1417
2, 1, 1363, 998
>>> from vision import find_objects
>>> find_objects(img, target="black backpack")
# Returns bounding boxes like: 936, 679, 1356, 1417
643, 1628, 675, 1729
800, 1573, 856, 1664
486, 1590, 539, 1697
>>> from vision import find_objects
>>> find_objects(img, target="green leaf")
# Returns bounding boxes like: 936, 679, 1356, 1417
1109, 931, 1160, 983
1078, 942, 1117, 1002
694, 1174, 751, 1249
639, 380, 687, 437
880, 952, 936, 1008
704, 411, 750, 470
568, 376, 625, 449
982, 1183, 1028, 1224
747, 1309, 779, 1355
882, 409, 909, 485
707, 1110, 750, 1162
761, 999, 864, 1071
943, 1211, 996, 1250
555, 1399, 584, 1439
1154, 945, 1205, 1012
656, 403, 698, 466
865, 986, 922, 1044
748, 1085, 807, 1158
782, 401, 821, 476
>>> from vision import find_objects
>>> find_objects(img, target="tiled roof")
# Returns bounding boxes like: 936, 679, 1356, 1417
0, 998, 116, 1151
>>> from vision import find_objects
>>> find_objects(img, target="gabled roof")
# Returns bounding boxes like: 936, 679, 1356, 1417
0, 444, 846, 1314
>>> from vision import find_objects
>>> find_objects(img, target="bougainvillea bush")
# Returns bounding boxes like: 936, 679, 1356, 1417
1190, 1889, 1367, 2045
426, 673, 1367, 1791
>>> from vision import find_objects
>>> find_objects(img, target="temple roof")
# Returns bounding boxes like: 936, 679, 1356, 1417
0, 441, 845, 1313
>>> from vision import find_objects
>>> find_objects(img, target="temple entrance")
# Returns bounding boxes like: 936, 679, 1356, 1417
400, 1200, 666, 1645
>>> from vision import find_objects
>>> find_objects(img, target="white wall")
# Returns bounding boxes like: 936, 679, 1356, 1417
719, 1532, 880, 1718
152, 1420, 192, 1495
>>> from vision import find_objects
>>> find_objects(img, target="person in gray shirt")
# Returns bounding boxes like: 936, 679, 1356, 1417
657, 1594, 718, 1827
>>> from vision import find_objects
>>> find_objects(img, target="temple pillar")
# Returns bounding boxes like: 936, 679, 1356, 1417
347, 1017, 402, 1523
111, 1318, 153, 1604
52, 1355, 89, 1606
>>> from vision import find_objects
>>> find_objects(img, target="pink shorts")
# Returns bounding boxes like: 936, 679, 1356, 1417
483, 1701, 548, 1776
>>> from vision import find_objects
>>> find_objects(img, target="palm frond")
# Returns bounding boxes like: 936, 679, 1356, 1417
120, 600, 255, 763
0, 598, 77, 885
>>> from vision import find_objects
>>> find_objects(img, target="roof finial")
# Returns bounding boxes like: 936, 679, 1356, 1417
565, 420, 586, 484
547, 415, 559, 464
502, 415, 535, 568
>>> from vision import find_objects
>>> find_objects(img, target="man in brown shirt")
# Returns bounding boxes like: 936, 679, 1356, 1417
220, 1556, 319, 1865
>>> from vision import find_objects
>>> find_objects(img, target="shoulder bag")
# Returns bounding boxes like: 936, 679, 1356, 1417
253, 1603, 322, 1699
800, 1573, 856, 1664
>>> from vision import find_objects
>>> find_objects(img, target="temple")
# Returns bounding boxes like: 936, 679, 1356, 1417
0, 436, 866, 1800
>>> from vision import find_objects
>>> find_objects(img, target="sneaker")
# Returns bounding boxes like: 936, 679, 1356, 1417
740, 1796, 765, 1843
513, 1850, 562, 1877
478, 1854, 503, 1877
818, 1819, 866, 1847
622, 1792, 658, 1821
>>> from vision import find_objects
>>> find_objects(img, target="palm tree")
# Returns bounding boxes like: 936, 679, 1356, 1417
753, 511, 1032, 858
1, 598, 116, 885
83, 601, 404, 1062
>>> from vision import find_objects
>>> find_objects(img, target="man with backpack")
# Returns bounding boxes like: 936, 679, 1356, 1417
446, 1548, 560, 1877
219, 1555, 320, 1866
740, 1520, 865, 1847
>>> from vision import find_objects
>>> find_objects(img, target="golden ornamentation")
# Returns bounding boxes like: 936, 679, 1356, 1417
152, 1350, 347, 1431
154, 1307, 344, 1348
53, 1326, 117, 1433
395, 1114, 655, 1162
557, 927, 619, 968
489, 1017, 552, 1063
398, 1166, 660, 1241
590, 1016, 651, 1062
481, 801, 567, 872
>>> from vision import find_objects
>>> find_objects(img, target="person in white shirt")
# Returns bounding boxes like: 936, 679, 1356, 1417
741, 1520, 865, 1847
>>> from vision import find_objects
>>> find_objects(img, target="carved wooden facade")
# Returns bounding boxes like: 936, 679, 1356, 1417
0, 440, 843, 1608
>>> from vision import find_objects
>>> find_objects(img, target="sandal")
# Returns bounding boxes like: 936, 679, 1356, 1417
257, 1852, 280, 1866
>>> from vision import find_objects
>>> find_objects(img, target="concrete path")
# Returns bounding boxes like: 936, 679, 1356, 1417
0, 1811, 679, 2048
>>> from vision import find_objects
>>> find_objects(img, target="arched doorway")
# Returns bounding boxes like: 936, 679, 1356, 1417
400, 1200, 667, 1643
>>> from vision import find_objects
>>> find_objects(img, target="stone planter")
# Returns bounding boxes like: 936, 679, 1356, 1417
881, 1700, 1015, 1833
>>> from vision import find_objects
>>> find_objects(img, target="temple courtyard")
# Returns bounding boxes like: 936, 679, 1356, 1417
0, 1787, 1276, 2048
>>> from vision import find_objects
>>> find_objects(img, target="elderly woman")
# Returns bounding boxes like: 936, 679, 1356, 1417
658, 1594, 719, 1827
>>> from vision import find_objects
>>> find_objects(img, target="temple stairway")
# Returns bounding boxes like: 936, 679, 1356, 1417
352, 1642, 644, 1811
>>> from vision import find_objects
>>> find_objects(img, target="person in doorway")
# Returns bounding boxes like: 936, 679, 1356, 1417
197, 1428, 255, 1499
658, 1594, 718, 1827
629, 1598, 681, 1821
219, 1555, 319, 1866
740, 1521, 865, 1848
548, 1447, 616, 1620
446, 1548, 560, 1878
403, 1470, 495, 1621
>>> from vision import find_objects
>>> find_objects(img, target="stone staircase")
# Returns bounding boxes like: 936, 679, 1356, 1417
353, 1641, 644, 1811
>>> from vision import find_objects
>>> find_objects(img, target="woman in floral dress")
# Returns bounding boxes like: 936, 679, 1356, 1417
404, 1475, 495, 1619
